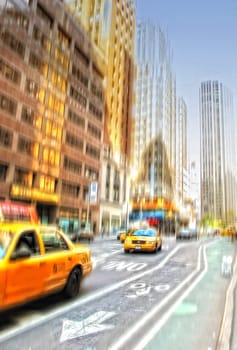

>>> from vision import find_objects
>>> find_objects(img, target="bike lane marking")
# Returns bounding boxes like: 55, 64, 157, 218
130, 240, 231, 350
109, 242, 213, 350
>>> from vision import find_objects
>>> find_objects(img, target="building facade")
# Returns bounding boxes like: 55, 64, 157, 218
176, 97, 187, 207
0, 0, 106, 233
130, 20, 177, 230
200, 80, 236, 224
65, 0, 136, 233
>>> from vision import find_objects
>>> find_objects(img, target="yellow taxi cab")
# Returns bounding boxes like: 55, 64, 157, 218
124, 227, 162, 253
0, 222, 92, 311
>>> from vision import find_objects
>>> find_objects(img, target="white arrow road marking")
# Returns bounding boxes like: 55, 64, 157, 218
60, 311, 116, 342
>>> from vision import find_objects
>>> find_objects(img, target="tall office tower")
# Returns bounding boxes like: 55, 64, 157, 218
132, 21, 176, 202
176, 97, 187, 206
200, 80, 236, 224
65, 0, 136, 231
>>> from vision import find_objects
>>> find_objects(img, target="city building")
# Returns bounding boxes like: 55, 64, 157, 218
199, 80, 237, 225
65, 0, 136, 233
130, 20, 177, 232
0, 0, 106, 233
176, 97, 187, 207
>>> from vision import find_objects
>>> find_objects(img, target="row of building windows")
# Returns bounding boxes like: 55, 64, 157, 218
72, 64, 88, 88
0, 58, 21, 85
87, 122, 101, 140
64, 156, 82, 176
65, 132, 83, 151
1, 29, 25, 58
68, 109, 85, 129
32, 25, 51, 52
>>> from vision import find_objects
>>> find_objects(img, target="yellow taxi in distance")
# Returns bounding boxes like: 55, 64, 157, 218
0, 223, 92, 311
124, 227, 162, 253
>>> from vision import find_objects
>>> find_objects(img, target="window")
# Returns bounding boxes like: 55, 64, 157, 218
64, 156, 82, 175
21, 106, 42, 129
0, 93, 17, 116
1, 30, 25, 58
0, 58, 21, 85
42, 147, 60, 166
86, 143, 100, 160
18, 137, 39, 158
40, 229, 68, 253
72, 64, 88, 88
14, 231, 40, 256
68, 109, 85, 129
70, 86, 87, 108
29, 52, 48, 77
39, 175, 55, 192
0, 163, 8, 181
87, 122, 101, 140
91, 82, 103, 100
62, 181, 80, 198
51, 70, 67, 92
0, 126, 13, 148
84, 166, 99, 181
48, 93, 64, 116
65, 132, 83, 151
89, 102, 103, 121
14, 168, 32, 186
45, 119, 62, 140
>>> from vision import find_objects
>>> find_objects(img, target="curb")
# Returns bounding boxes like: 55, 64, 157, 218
217, 247, 237, 350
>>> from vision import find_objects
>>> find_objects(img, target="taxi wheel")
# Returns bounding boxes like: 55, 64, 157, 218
64, 267, 81, 298
124, 249, 129, 253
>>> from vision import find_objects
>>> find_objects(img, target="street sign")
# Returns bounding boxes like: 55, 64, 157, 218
90, 182, 98, 204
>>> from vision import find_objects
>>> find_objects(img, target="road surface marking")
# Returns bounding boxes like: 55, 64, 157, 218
60, 311, 116, 342
109, 242, 214, 350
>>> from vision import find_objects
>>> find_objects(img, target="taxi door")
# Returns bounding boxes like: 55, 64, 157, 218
40, 230, 73, 293
4, 230, 47, 308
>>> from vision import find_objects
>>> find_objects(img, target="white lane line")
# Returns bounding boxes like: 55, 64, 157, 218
0, 245, 182, 343
92, 250, 121, 268
109, 241, 215, 350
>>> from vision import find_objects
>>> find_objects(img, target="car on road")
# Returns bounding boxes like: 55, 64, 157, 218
0, 223, 92, 311
77, 230, 94, 242
124, 227, 162, 253
176, 227, 198, 240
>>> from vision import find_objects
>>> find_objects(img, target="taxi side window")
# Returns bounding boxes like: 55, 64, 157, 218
41, 231, 69, 252
15, 231, 40, 255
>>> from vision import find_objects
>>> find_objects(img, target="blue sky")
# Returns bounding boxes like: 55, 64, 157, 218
136, 0, 237, 162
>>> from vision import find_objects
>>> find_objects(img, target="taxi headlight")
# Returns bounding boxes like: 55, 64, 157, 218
147, 240, 155, 245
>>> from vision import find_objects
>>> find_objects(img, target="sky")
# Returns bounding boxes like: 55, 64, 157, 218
136, 0, 237, 163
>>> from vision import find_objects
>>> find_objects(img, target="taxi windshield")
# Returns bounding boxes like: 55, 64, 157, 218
0, 230, 14, 259
132, 229, 156, 237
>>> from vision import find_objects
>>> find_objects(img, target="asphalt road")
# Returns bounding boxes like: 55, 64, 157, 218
0, 235, 235, 350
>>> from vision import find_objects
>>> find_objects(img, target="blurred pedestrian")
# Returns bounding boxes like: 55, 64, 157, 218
101, 226, 105, 238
